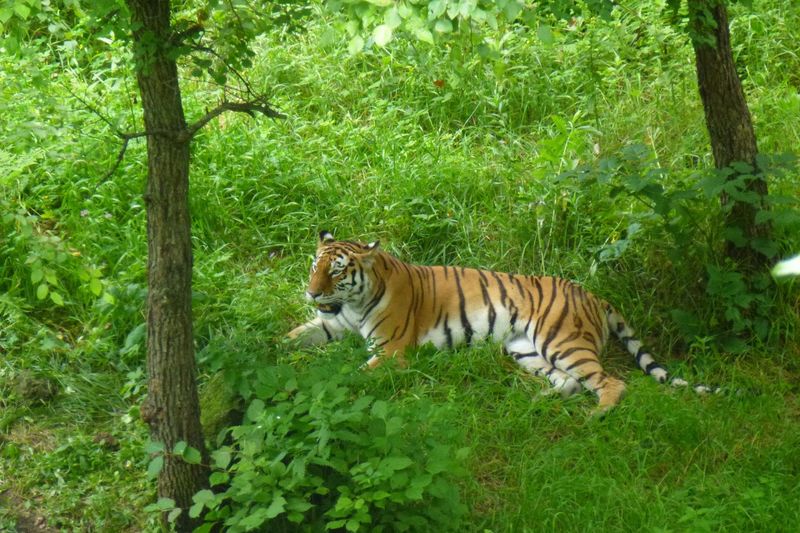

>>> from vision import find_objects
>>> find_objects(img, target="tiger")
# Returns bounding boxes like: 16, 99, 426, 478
288, 231, 705, 412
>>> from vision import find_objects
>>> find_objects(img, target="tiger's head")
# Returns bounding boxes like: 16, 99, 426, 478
305, 230, 380, 316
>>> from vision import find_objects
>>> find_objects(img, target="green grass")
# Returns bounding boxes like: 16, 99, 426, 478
2, 0, 800, 530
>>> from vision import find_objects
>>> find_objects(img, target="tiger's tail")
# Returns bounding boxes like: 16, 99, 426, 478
604, 305, 718, 394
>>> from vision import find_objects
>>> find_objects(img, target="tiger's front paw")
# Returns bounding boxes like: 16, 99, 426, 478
361, 353, 407, 370
287, 326, 304, 340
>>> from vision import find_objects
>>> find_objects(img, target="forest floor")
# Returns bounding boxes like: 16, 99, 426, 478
2, 0, 799, 530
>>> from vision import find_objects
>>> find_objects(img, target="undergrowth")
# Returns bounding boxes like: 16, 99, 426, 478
1, 0, 799, 530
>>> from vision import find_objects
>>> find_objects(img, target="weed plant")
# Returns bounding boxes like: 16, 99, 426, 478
1, 0, 799, 530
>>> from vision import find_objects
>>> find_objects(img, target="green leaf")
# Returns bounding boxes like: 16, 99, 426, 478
381, 456, 413, 471
447, 0, 460, 18
50, 292, 64, 306
370, 400, 388, 419
385, 416, 402, 436
537, 24, 554, 45
265, 494, 287, 519
246, 399, 265, 421
384, 7, 402, 28
404, 483, 425, 500
319, 26, 337, 48
697, 173, 728, 197
414, 27, 435, 44
730, 161, 754, 174
188, 501, 204, 519
373, 24, 393, 46
335, 495, 354, 512
286, 498, 313, 512
755, 209, 772, 225
122, 323, 146, 353
13, 3, 30, 19
428, 0, 447, 19
390, 471, 409, 489
209, 471, 229, 486
750, 237, 779, 259
239, 508, 269, 529
167, 507, 182, 523
31, 269, 43, 284
371, 490, 391, 501
147, 456, 164, 479
193, 489, 215, 506
145, 441, 165, 454
722, 227, 746, 247
182, 445, 202, 465
351, 395, 373, 412
144, 497, 175, 512
503, 0, 523, 20
173, 441, 188, 456
89, 277, 103, 296
434, 19, 453, 33
36, 283, 49, 300
347, 35, 365, 55
211, 448, 232, 469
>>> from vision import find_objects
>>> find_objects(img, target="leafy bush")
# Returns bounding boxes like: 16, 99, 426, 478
560, 144, 800, 348
190, 363, 468, 532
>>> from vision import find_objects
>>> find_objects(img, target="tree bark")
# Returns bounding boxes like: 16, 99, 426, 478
688, 0, 769, 270
126, 1, 207, 530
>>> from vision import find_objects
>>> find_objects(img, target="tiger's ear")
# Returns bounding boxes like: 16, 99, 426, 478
318, 230, 335, 245
357, 240, 380, 265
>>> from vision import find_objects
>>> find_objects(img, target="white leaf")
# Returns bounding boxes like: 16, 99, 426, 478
373, 24, 393, 47
434, 19, 453, 33
415, 28, 435, 44
384, 7, 402, 29
773, 254, 800, 277
348, 35, 365, 55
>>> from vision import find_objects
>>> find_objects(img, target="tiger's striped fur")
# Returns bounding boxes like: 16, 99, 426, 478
288, 231, 691, 411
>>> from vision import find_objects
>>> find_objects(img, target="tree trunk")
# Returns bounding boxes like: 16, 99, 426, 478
127, 1, 207, 530
688, 0, 769, 271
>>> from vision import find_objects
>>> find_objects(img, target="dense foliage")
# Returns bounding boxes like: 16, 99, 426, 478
186, 361, 467, 532
1, 0, 799, 530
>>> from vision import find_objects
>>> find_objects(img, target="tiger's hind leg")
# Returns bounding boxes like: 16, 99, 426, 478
551, 347, 626, 412
516, 353, 583, 398
504, 338, 581, 397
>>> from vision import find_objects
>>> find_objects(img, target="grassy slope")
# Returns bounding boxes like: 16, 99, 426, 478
2, 0, 800, 530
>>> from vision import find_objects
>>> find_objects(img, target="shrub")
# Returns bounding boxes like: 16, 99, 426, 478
190, 363, 468, 532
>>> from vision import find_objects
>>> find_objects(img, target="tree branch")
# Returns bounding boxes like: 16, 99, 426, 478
66, 85, 120, 132
66, 84, 284, 184
64, 85, 156, 186
181, 97, 285, 141
170, 23, 205, 47
97, 131, 150, 186
190, 44, 256, 97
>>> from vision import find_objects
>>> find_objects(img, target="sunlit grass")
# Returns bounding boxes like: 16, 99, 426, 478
1, 0, 799, 529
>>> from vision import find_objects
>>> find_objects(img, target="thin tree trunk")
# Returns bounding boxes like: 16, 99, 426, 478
127, 1, 207, 530
689, 0, 769, 270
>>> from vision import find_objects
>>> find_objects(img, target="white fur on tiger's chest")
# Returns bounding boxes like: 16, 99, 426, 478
326, 305, 361, 333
